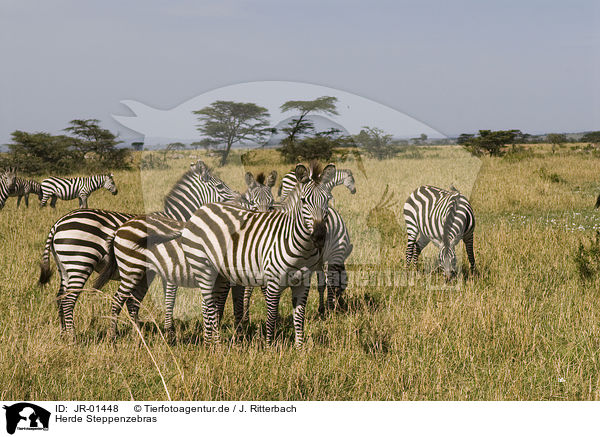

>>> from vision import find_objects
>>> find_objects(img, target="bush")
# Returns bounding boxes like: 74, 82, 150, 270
537, 166, 565, 184
278, 136, 336, 163
574, 232, 600, 281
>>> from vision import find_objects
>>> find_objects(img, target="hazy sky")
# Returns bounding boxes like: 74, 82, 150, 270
1, 0, 598, 145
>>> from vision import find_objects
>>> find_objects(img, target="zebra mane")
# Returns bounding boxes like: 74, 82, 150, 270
255, 172, 265, 184
442, 192, 461, 246
309, 161, 323, 183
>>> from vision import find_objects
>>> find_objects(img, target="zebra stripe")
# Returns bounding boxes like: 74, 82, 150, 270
242, 206, 353, 322
278, 166, 356, 200
8, 178, 42, 207
40, 174, 118, 208
178, 163, 337, 348
97, 171, 277, 338
39, 161, 229, 335
403, 185, 476, 279
0, 168, 17, 210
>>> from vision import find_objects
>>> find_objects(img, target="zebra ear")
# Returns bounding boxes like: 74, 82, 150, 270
109, 173, 114, 178
294, 164, 309, 183
192, 160, 210, 181
266, 171, 277, 188
320, 163, 337, 188
245, 172, 257, 188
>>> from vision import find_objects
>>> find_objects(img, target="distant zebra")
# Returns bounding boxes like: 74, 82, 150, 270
38, 161, 236, 336
40, 174, 118, 208
278, 165, 356, 199
0, 167, 17, 210
403, 185, 476, 280
94, 171, 278, 339
175, 163, 337, 347
8, 178, 42, 207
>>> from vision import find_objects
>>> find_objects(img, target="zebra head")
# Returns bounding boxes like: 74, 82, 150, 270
1, 167, 17, 191
294, 163, 336, 250
189, 160, 212, 182
340, 169, 357, 194
243, 171, 277, 212
439, 246, 457, 281
103, 173, 118, 195
440, 194, 461, 280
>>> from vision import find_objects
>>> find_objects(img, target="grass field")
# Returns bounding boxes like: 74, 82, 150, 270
2, 145, 600, 400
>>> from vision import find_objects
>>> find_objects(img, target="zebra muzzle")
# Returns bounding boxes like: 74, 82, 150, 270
311, 221, 327, 250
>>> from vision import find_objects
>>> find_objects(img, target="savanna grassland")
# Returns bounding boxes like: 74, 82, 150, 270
1, 145, 600, 400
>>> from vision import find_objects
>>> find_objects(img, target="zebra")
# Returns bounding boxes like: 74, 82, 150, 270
8, 178, 42, 207
278, 165, 356, 199
38, 161, 235, 336
264, 164, 355, 315
40, 174, 118, 208
403, 185, 476, 280
173, 162, 337, 348
242, 206, 352, 322
93, 170, 278, 339
0, 167, 17, 210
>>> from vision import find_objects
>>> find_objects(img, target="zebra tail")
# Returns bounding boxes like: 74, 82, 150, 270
595, 193, 600, 209
39, 224, 57, 285
93, 232, 117, 291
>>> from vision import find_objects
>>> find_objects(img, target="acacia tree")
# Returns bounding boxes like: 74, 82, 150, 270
547, 133, 567, 154
63, 119, 129, 168
193, 101, 270, 166
462, 129, 523, 156
280, 96, 339, 144
354, 127, 396, 160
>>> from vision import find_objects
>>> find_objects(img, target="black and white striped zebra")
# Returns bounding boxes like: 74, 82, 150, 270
38, 161, 235, 336
278, 166, 356, 199
175, 163, 337, 347
0, 167, 17, 210
403, 185, 476, 280
93, 170, 278, 339
40, 174, 118, 208
8, 178, 42, 207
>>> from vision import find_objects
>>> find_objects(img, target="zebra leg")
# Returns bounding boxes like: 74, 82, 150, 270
61, 287, 83, 336
327, 264, 347, 311
406, 236, 417, 266
110, 284, 134, 340
316, 270, 326, 315
231, 285, 245, 337
79, 196, 88, 209
16, 195, 22, 208
194, 264, 219, 345
291, 283, 310, 349
124, 270, 155, 335
242, 286, 253, 325
50, 195, 58, 208
56, 278, 68, 333
264, 283, 283, 346
464, 234, 477, 275
163, 281, 178, 338
24, 194, 29, 207
40, 192, 49, 207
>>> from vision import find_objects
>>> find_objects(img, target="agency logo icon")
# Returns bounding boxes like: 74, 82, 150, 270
3, 403, 50, 434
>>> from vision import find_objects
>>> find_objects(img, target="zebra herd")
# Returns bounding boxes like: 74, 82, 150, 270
0, 168, 117, 210
3, 158, 477, 349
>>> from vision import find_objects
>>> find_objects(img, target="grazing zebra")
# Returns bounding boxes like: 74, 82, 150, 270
40, 174, 118, 208
8, 178, 42, 207
0, 167, 17, 210
38, 161, 233, 336
175, 163, 337, 348
278, 165, 356, 199
93, 171, 278, 339
403, 185, 476, 280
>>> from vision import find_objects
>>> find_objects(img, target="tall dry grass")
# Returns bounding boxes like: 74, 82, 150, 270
1, 146, 600, 400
